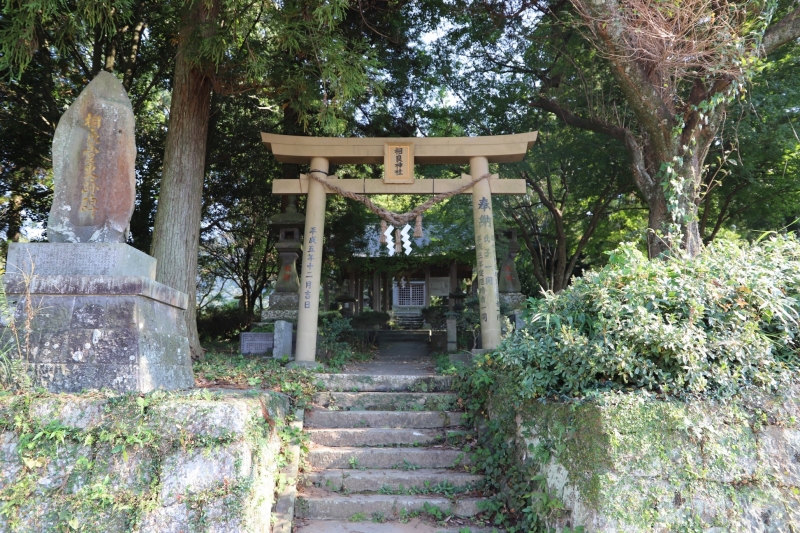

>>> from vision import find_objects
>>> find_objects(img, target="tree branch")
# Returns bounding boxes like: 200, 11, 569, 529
763, 6, 800, 55
532, 98, 656, 195
532, 98, 627, 141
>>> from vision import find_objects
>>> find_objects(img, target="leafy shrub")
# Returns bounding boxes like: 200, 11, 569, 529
458, 296, 482, 350
350, 311, 390, 330
501, 237, 800, 399
317, 311, 353, 361
421, 305, 447, 329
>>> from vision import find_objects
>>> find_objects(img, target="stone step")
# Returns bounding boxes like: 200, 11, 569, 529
294, 519, 502, 533
306, 428, 467, 447
392, 319, 425, 330
314, 391, 459, 411
308, 446, 471, 470
317, 374, 453, 393
305, 468, 483, 493
376, 331, 430, 342
295, 494, 485, 520
305, 410, 466, 429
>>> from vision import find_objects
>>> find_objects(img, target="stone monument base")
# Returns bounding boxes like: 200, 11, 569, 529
3, 243, 194, 393
261, 292, 299, 322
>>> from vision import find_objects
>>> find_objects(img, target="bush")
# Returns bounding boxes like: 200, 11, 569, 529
350, 311, 390, 330
500, 237, 800, 399
197, 305, 257, 342
317, 311, 353, 361
421, 306, 447, 329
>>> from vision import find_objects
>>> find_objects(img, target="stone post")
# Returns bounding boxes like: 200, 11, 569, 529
449, 260, 458, 310
446, 316, 458, 352
294, 159, 328, 365
273, 320, 293, 358
470, 156, 502, 350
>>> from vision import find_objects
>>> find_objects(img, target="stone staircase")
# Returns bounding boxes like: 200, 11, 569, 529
391, 310, 425, 330
295, 373, 494, 531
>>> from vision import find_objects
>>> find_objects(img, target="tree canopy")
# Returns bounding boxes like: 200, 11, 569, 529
1, 0, 798, 343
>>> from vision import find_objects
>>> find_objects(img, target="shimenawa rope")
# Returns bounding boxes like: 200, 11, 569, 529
306, 170, 492, 229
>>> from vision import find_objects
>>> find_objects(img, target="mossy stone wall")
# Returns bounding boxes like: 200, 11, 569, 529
0, 390, 290, 532
512, 385, 800, 531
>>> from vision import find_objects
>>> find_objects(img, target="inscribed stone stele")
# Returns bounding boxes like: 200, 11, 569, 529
48, 71, 136, 243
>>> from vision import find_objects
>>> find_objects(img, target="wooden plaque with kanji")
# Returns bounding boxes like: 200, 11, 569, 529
384, 142, 414, 183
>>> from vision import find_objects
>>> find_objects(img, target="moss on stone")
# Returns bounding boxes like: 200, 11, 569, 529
506, 385, 800, 531
0, 389, 289, 532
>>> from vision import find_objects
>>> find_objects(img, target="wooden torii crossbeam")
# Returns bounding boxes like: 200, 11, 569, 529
261, 132, 537, 365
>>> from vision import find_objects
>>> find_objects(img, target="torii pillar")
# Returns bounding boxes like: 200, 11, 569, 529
470, 156, 502, 349
262, 132, 537, 362
295, 159, 328, 365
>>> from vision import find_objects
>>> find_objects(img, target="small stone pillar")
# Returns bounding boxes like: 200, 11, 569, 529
273, 320, 293, 358
446, 315, 458, 352
294, 160, 329, 365
470, 156, 502, 349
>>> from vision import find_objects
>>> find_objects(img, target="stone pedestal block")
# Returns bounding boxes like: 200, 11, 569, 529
273, 321, 293, 358
262, 292, 299, 322
7, 242, 156, 278
3, 273, 194, 393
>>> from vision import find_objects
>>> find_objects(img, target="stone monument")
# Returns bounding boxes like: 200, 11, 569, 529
48, 72, 136, 243
3, 72, 194, 393
498, 229, 527, 330
499, 229, 527, 310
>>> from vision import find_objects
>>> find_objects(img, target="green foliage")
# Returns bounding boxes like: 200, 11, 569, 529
316, 311, 352, 358
457, 296, 482, 350
315, 311, 375, 371
193, 352, 320, 408
502, 237, 800, 399
349, 311, 390, 331
196, 305, 258, 342
450, 354, 576, 532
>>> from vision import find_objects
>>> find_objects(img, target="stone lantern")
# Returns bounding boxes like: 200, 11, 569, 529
262, 199, 305, 322
448, 290, 468, 312
336, 279, 356, 318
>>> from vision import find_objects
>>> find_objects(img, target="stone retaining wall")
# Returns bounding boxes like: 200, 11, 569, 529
0, 390, 290, 532
511, 385, 800, 531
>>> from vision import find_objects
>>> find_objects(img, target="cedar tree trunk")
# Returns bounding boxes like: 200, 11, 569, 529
151, 0, 218, 359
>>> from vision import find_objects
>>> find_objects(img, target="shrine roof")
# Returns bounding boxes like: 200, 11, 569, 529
260, 132, 538, 164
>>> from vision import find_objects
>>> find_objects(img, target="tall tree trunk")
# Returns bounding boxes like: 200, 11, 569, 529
151, 1, 217, 359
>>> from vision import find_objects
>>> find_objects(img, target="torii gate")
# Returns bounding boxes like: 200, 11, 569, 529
262, 132, 537, 365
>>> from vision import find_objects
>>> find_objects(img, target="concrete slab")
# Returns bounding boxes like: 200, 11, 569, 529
295, 494, 485, 520
305, 410, 467, 429
308, 446, 471, 470
318, 374, 453, 393
304, 468, 482, 493
314, 392, 459, 412
294, 519, 501, 533
306, 428, 462, 447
